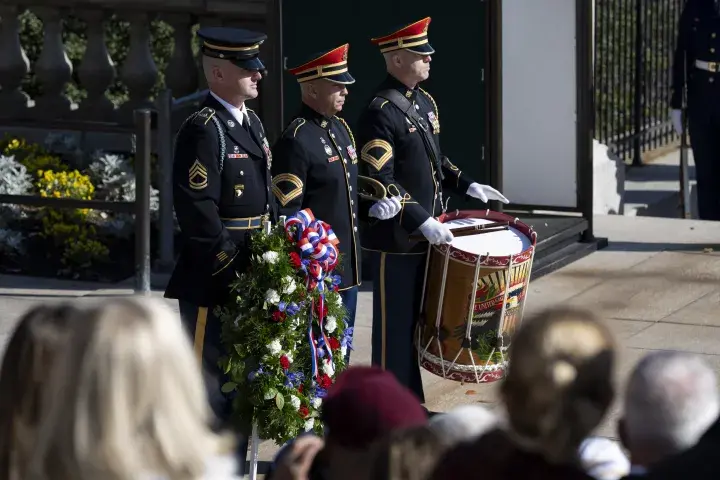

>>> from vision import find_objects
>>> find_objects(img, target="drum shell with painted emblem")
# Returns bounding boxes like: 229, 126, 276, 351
416, 210, 537, 383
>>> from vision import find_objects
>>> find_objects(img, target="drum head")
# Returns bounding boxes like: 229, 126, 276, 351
444, 217, 533, 257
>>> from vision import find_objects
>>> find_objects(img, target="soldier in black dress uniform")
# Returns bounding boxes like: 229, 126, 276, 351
272, 43, 401, 363
671, 0, 720, 220
356, 17, 509, 402
164, 26, 276, 473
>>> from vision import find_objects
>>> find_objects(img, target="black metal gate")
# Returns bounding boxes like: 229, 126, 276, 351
594, 0, 685, 165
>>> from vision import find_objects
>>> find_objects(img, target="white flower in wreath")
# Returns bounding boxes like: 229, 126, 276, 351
262, 251, 279, 264
324, 316, 337, 334
285, 350, 294, 363
265, 289, 281, 305
289, 395, 301, 410
304, 418, 315, 431
334, 294, 343, 307
322, 359, 335, 377
291, 317, 301, 330
341, 345, 347, 358
311, 397, 322, 409
267, 339, 282, 355
282, 276, 297, 294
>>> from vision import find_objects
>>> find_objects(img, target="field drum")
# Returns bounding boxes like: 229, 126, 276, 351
415, 209, 537, 383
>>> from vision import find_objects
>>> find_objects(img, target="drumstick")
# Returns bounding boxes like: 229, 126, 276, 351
409, 225, 509, 242
448, 221, 509, 235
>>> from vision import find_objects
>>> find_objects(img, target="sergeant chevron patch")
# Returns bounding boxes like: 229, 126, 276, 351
271, 173, 304, 206
189, 159, 208, 190
360, 139, 393, 171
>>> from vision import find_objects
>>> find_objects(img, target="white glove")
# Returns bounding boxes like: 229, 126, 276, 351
368, 196, 402, 220
670, 109, 683, 136
418, 217, 454, 245
466, 183, 509, 204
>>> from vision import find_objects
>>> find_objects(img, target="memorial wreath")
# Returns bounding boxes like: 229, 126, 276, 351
215, 209, 351, 444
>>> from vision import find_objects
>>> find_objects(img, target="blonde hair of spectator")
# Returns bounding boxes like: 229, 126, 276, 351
428, 404, 499, 447
0, 303, 80, 480
501, 306, 616, 465
370, 426, 447, 480
27, 296, 233, 480
623, 350, 719, 454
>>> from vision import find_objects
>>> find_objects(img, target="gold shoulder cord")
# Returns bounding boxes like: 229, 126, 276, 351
335, 116, 356, 149
418, 87, 439, 121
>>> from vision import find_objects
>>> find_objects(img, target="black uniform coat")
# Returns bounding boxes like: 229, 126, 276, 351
671, 0, 720, 110
271, 103, 360, 289
165, 94, 276, 306
356, 75, 474, 254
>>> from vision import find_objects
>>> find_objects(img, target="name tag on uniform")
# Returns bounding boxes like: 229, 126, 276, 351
347, 145, 358, 163
228, 153, 248, 158
328, 155, 340, 163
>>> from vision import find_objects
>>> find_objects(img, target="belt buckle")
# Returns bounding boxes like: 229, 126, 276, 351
710, 61, 718, 73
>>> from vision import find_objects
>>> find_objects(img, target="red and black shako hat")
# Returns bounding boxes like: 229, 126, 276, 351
197, 26, 267, 71
287, 43, 355, 85
370, 17, 434, 55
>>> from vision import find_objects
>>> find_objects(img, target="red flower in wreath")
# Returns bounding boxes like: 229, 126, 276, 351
328, 337, 341, 351
289, 252, 302, 269
297, 384, 304, 394
280, 355, 290, 370
318, 374, 332, 389
333, 285, 339, 292
272, 311, 286, 322
314, 302, 328, 318
298, 406, 310, 418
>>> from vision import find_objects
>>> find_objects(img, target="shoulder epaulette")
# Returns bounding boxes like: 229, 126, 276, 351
192, 106, 216, 125
369, 96, 389, 110
282, 117, 306, 138
334, 116, 355, 149
418, 87, 439, 120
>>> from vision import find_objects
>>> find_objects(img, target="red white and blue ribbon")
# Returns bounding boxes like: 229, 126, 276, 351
284, 209, 339, 381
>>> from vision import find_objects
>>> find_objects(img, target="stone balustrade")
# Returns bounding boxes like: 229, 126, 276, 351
0, 0, 283, 139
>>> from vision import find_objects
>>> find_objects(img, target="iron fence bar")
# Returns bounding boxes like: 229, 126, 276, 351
0, 117, 136, 134
134, 109, 153, 295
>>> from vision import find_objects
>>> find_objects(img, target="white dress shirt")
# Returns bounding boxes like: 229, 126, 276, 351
210, 91, 250, 127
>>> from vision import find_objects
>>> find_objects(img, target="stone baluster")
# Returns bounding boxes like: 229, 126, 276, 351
0, 6, 30, 117
76, 9, 116, 121
162, 13, 198, 98
119, 12, 158, 121
32, 7, 73, 118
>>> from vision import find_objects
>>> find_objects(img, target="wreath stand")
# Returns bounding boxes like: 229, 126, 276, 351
249, 422, 260, 480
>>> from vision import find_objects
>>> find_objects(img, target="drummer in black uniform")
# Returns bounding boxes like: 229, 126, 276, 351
671, 0, 720, 220
164, 26, 276, 472
272, 43, 401, 363
356, 17, 509, 402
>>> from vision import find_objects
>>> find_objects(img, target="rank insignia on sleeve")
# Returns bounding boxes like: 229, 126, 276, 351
360, 139, 393, 171
347, 145, 358, 163
271, 173, 304, 207
188, 159, 208, 190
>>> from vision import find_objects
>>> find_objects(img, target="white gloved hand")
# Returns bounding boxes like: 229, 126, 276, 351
418, 217, 454, 245
670, 109, 683, 136
466, 183, 510, 204
368, 196, 402, 220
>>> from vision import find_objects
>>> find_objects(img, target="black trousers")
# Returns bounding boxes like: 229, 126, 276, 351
178, 301, 250, 475
366, 249, 427, 403
689, 82, 720, 220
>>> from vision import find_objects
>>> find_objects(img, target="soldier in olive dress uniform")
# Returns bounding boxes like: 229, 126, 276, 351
164, 26, 276, 473
356, 17, 509, 402
670, 0, 720, 220
271, 43, 401, 363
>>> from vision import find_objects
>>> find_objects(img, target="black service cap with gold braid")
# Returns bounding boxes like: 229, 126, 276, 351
287, 44, 355, 85
371, 17, 434, 55
197, 27, 267, 71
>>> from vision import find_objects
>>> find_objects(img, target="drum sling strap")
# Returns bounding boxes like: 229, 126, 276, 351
376, 89, 445, 182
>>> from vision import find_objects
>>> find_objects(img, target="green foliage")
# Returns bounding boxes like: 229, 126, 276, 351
215, 221, 350, 444
18, 10, 179, 107
0, 134, 67, 177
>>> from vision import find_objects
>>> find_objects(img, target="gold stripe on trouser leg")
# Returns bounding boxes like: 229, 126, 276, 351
380, 252, 387, 369
194, 307, 209, 363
